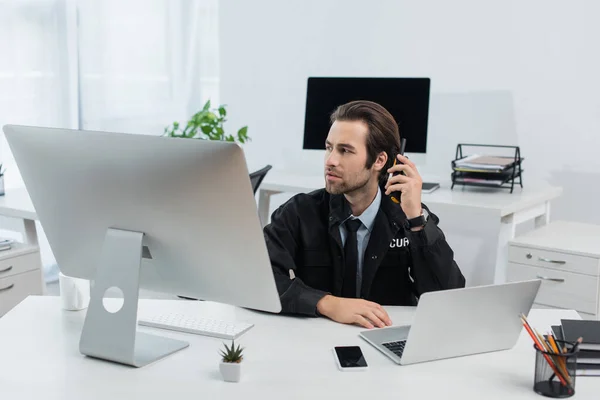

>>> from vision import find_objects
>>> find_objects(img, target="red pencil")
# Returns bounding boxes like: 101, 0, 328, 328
520, 315, 569, 387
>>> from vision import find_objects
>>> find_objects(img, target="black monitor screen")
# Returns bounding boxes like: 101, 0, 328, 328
302, 77, 430, 153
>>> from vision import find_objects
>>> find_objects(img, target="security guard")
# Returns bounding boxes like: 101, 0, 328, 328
264, 100, 465, 329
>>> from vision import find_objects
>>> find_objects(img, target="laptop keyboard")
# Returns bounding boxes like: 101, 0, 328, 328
382, 340, 406, 358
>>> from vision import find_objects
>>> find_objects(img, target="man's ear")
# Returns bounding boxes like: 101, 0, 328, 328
373, 151, 388, 174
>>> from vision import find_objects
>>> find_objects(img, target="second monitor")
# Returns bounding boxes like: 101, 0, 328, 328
303, 77, 431, 153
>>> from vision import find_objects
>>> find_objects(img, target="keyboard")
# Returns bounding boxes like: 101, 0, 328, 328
138, 313, 254, 340
382, 340, 406, 358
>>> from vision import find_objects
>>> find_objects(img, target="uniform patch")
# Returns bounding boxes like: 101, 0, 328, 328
389, 237, 409, 248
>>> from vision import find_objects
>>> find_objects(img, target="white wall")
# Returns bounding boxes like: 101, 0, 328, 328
220, 0, 600, 225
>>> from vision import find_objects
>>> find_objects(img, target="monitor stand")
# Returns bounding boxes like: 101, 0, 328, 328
79, 228, 189, 367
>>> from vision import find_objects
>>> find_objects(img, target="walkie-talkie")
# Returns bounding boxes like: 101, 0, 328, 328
389, 138, 407, 204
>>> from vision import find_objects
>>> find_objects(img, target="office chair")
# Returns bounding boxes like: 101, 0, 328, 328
177, 164, 273, 301
249, 164, 272, 194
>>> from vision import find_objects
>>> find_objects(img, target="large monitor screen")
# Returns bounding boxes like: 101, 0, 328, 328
303, 77, 430, 153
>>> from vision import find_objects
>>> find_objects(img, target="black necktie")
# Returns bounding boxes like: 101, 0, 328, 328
342, 219, 362, 298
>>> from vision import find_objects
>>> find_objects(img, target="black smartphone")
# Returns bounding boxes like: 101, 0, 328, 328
333, 346, 368, 371
389, 138, 407, 204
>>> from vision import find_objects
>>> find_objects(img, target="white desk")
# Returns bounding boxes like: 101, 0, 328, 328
508, 221, 600, 320
0, 188, 44, 311
0, 187, 39, 246
258, 171, 562, 286
0, 296, 597, 399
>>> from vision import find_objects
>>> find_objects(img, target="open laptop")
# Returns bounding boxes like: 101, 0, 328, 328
359, 279, 541, 365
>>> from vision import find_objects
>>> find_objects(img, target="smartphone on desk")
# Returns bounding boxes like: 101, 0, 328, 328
333, 346, 368, 371
388, 138, 407, 204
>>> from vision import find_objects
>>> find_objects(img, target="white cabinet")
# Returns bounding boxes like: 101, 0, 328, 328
508, 221, 600, 319
0, 243, 43, 316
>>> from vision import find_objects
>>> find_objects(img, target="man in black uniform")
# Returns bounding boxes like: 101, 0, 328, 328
264, 100, 465, 329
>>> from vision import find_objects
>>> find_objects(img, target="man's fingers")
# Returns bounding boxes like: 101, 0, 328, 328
372, 308, 393, 326
397, 154, 417, 170
386, 173, 411, 188
394, 155, 421, 179
363, 300, 384, 311
388, 162, 416, 175
355, 300, 391, 326
354, 315, 374, 329
364, 300, 381, 309
385, 183, 408, 196
387, 163, 411, 175
364, 311, 387, 328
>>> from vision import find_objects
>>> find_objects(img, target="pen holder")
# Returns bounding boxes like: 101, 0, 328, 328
533, 340, 578, 398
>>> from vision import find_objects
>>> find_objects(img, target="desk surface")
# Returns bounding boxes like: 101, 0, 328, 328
0, 187, 36, 220
509, 220, 600, 259
1, 296, 597, 399
0, 180, 562, 220
262, 171, 562, 217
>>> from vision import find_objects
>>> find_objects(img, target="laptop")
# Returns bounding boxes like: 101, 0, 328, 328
359, 279, 541, 365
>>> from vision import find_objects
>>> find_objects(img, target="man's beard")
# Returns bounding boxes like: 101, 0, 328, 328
325, 170, 372, 195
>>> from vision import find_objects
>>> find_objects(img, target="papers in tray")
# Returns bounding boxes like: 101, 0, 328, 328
454, 177, 506, 186
453, 154, 521, 172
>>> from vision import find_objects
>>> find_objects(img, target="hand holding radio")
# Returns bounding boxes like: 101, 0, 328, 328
385, 139, 423, 219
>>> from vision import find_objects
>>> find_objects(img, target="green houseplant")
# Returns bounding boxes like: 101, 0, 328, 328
163, 100, 250, 144
219, 340, 244, 382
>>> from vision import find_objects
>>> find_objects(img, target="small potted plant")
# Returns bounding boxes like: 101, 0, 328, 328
219, 340, 244, 382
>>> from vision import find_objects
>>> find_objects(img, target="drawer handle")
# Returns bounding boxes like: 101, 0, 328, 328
0, 266, 13, 274
0, 283, 14, 292
538, 257, 566, 265
536, 275, 565, 283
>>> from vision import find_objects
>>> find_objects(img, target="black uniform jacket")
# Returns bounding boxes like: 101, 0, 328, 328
263, 188, 466, 316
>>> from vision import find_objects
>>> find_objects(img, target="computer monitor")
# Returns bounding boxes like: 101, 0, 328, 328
303, 77, 431, 153
3, 124, 281, 367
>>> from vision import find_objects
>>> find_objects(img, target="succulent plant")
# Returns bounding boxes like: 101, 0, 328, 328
220, 340, 244, 363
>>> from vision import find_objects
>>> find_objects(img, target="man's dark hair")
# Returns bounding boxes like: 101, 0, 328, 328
330, 100, 401, 185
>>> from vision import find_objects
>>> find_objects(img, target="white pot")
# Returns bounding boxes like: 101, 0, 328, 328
219, 361, 241, 382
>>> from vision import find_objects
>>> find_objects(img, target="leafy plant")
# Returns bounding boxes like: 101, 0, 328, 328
220, 340, 244, 363
163, 100, 249, 144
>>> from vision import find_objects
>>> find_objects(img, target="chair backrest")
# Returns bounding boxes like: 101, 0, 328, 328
249, 165, 272, 194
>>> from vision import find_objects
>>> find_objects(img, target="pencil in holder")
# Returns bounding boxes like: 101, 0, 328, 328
533, 340, 578, 398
